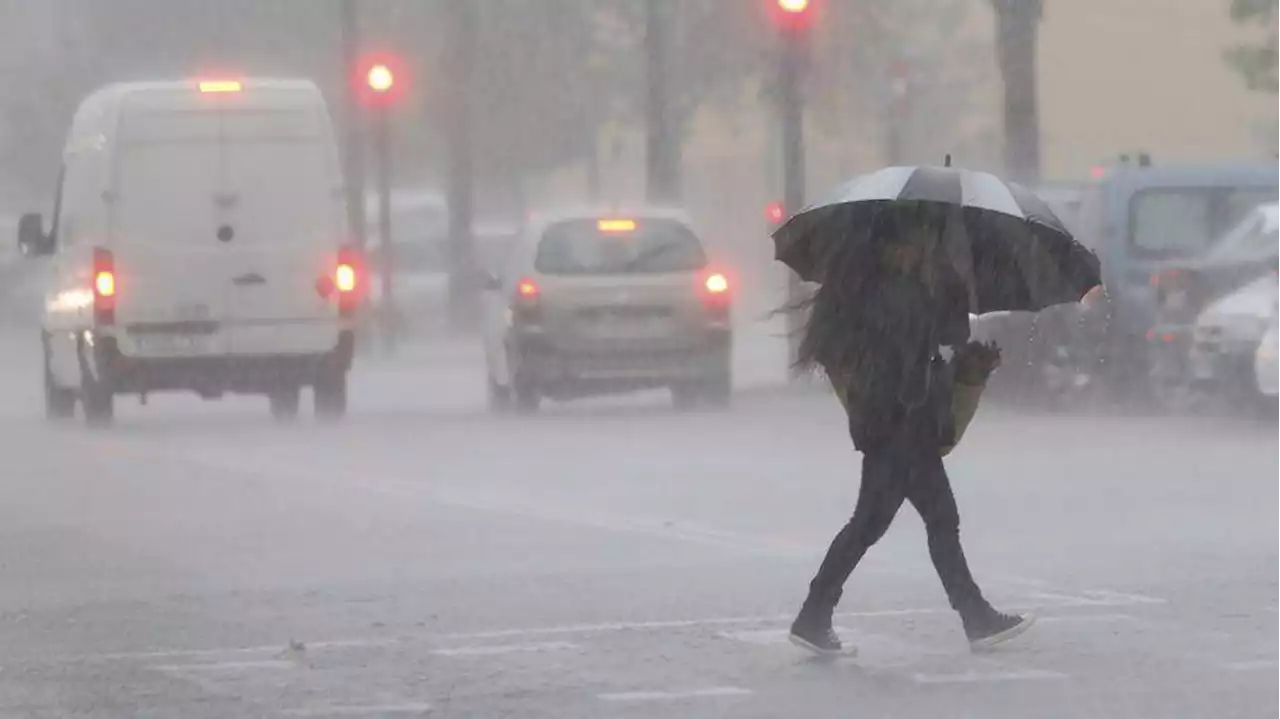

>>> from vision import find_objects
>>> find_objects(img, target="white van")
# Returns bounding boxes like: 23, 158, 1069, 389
18, 78, 361, 425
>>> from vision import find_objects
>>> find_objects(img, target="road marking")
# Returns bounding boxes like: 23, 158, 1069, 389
1027, 589, 1166, 608
431, 640, 579, 657
440, 608, 945, 642
1035, 613, 1135, 624
282, 703, 432, 716
60, 602, 1148, 665
151, 659, 296, 673
719, 626, 856, 646
598, 686, 752, 702
912, 669, 1067, 684
1221, 659, 1279, 671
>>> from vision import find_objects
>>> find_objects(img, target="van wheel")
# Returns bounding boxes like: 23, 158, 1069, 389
315, 371, 348, 421
43, 342, 75, 421
671, 384, 699, 411
269, 387, 301, 422
700, 372, 732, 409
81, 373, 114, 427
513, 380, 540, 414
488, 378, 513, 413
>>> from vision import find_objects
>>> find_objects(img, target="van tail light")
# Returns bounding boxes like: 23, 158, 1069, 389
92, 247, 116, 324
327, 246, 365, 317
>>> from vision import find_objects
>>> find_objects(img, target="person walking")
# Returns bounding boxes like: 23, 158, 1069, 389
787, 208, 1035, 656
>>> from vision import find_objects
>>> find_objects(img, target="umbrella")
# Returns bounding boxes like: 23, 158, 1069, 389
772, 161, 1102, 314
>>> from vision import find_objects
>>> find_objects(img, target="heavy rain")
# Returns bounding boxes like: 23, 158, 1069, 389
0, 1, 1276, 717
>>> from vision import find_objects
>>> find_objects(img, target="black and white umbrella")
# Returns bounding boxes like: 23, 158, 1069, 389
772, 163, 1103, 314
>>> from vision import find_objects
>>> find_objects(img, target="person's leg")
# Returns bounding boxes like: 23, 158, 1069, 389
905, 452, 1035, 648
902, 452, 988, 617
791, 449, 907, 653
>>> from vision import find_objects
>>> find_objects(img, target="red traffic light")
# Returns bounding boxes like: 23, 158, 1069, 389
355, 54, 406, 107
366, 64, 394, 93
765, 201, 785, 225
770, 0, 813, 30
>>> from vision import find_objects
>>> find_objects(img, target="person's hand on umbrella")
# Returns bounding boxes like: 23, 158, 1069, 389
953, 340, 1002, 385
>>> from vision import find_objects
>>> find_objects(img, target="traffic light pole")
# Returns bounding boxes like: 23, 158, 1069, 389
339, 0, 366, 247
778, 27, 807, 367
373, 106, 395, 354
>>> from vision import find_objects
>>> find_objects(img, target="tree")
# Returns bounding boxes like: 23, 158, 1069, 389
0, 0, 341, 199
990, 0, 1043, 182
594, 0, 770, 203
808, 0, 1002, 170
1225, 0, 1278, 94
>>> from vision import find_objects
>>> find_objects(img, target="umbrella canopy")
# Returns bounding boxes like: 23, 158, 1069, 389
772, 164, 1103, 314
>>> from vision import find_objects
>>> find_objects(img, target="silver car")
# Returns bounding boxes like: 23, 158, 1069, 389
480, 210, 733, 412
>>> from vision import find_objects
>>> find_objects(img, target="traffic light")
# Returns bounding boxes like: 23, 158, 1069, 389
355, 54, 406, 108
765, 201, 786, 227
366, 64, 394, 94
769, 0, 813, 32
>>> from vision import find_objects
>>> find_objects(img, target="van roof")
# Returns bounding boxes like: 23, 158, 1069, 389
1098, 163, 1277, 192
85, 78, 323, 109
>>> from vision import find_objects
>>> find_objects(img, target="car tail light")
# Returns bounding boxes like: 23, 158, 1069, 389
93, 247, 116, 324
516, 277, 539, 301
704, 273, 729, 295
701, 271, 730, 319
597, 219, 637, 233
511, 277, 540, 324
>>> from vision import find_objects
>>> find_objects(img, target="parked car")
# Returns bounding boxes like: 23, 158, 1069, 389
1254, 311, 1278, 404
1073, 161, 1276, 401
1188, 274, 1278, 404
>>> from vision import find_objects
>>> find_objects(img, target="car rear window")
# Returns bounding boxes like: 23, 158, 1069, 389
534, 218, 707, 275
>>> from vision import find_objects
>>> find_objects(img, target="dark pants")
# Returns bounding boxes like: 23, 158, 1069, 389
802, 440, 989, 620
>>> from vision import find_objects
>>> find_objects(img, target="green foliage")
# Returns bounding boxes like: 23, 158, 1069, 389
1225, 0, 1278, 94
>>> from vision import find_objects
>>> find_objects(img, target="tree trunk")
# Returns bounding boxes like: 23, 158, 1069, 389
444, 0, 478, 330
993, 0, 1042, 183
644, 0, 680, 204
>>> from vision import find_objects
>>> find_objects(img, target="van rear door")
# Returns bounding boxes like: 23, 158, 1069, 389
221, 111, 345, 356
111, 108, 232, 359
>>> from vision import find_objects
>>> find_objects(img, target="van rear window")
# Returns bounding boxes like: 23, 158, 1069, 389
1130, 187, 1278, 259
534, 219, 707, 275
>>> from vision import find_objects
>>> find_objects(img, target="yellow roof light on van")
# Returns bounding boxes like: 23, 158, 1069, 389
198, 80, 242, 93
597, 218, 637, 233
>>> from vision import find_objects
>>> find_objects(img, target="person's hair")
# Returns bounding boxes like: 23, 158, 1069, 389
782, 203, 958, 378
783, 208, 897, 378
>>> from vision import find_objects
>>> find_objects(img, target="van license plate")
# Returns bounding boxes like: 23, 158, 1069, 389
134, 334, 208, 354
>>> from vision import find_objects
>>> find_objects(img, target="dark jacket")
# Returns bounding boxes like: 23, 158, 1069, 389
826, 273, 970, 453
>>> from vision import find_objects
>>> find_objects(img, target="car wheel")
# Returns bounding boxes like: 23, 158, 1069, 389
269, 387, 302, 422
43, 339, 75, 421
81, 370, 114, 427
488, 377, 513, 413
314, 370, 348, 421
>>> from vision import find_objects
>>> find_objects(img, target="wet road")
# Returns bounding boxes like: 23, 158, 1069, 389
0, 335, 1274, 718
